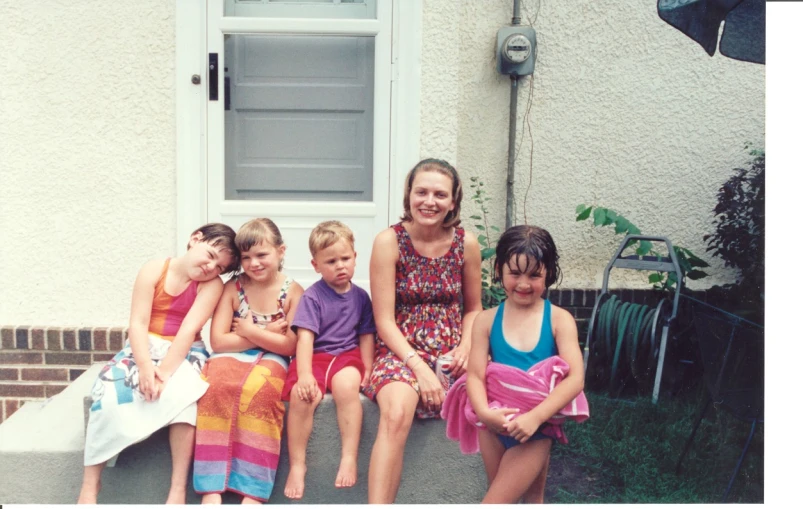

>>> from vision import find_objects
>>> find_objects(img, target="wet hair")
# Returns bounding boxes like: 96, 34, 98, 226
309, 220, 355, 257
235, 218, 285, 271
189, 223, 240, 274
493, 225, 562, 288
400, 158, 463, 229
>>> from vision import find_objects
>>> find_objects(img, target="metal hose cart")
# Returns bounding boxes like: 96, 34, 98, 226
583, 235, 682, 403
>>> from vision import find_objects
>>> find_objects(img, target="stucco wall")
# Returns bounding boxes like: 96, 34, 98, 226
421, 0, 764, 290
0, 0, 764, 327
0, 1, 177, 326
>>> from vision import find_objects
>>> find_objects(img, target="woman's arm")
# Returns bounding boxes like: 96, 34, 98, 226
448, 230, 483, 378
504, 305, 585, 441
128, 259, 163, 401
209, 281, 257, 353
158, 277, 224, 379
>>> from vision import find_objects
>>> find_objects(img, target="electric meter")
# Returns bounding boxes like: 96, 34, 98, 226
496, 26, 537, 76
502, 34, 532, 64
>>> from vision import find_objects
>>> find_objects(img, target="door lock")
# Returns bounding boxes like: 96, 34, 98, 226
191, 74, 201, 85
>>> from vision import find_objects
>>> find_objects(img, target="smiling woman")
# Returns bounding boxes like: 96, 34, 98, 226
362, 158, 483, 503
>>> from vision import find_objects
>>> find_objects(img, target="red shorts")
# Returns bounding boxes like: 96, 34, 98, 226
281, 347, 365, 401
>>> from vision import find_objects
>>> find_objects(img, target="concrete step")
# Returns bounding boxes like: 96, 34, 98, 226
0, 365, 486, 504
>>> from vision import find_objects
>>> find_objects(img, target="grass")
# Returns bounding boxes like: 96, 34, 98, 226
548, 389, 764, 504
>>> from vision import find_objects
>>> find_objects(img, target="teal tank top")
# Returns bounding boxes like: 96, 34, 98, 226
489, 299, 557, 371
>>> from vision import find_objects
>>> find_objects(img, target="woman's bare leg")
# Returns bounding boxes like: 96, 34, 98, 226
367, 382, 419, 504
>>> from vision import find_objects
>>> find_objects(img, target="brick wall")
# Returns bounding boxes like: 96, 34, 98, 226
0, 287, 723, 423
0, 326, 126, 423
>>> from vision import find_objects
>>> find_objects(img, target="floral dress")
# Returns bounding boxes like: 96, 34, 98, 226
363, 222, 464, 418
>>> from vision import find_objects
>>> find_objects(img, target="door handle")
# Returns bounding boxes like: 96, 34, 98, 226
209, 53, 218, 101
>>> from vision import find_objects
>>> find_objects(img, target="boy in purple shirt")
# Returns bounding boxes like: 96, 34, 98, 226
282, 220, 376, 500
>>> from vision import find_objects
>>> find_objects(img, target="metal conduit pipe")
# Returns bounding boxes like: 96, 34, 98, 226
505, 0, 522, 229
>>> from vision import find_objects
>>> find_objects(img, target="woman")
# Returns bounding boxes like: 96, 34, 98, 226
362, 158, 483, 503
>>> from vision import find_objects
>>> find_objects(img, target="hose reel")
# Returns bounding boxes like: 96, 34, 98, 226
583, 235, 682, 403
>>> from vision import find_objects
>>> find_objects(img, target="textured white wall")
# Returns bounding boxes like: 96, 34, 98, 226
0, 1, 177, 326
421, 0, 764, 290
0, 0, 764, 327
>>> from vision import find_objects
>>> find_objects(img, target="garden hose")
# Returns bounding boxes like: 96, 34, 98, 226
587, 294, 669, 396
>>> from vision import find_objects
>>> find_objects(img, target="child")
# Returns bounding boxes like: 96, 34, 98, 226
193, 218, 303, 504
463, 225, 587, 504
281, 220, 376, 500
79, 223, 239, 505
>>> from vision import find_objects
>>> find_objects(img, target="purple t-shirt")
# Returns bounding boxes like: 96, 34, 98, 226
292, 279, 376, 355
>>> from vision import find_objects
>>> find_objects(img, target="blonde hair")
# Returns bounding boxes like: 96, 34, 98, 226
400, 158, 463, 228
309, 220, 355, 257
235, 218, 285, 271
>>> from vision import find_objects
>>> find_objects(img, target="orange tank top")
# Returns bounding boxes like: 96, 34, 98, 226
147, 259, 200, 341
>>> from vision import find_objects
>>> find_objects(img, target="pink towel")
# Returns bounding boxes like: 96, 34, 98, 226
441, 355, 589, 454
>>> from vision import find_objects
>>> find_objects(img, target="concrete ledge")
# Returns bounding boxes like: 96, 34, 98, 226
0, 366, 486, 504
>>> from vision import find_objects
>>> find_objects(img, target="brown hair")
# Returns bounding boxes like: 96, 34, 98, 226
189, 223, 240, 274
400, 158, 463, 229
493, 225, 562, 288
235, 218, 285, 271
309, 220, 355, 257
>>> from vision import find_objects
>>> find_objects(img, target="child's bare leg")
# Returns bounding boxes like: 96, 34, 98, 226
482, 439, 552, 504
201, 493, 222, 504
330, 367, 362, 488
522, 453, 550, 503
283, 388, 322, 500
477, 428, 506, 485
166, 422, 195, 504
78, 462, 106, 504
367, 382, 418, 503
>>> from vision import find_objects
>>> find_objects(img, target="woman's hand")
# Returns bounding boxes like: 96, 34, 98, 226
445, 342, 470, 379
478, 406, 520, 435
411, 360, 445, 412
504, 411, 543, 443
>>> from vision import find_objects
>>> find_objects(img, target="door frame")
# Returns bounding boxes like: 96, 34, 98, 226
175, 0, 422, 253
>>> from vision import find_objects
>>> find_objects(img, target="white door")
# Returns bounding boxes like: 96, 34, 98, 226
207, 0, 392, 289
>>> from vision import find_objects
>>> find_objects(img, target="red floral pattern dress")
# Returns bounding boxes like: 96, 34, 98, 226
362, 222, 465, 418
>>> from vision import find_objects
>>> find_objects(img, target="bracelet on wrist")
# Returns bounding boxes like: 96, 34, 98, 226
402, 350, 417, 367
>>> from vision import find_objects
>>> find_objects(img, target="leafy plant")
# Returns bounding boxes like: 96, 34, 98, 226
468, 177, 506, 309
703, 147, 765, 298
575, 205, 709, 291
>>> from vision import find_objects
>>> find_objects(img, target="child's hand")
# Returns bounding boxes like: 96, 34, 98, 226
504, 411, 543, 443
360, 369, 372, 389
138, 363, 158, 401
232, 310, 258, 338
265, 318, 288, 335
478, 407, 520, 435
296, 373, 320, 403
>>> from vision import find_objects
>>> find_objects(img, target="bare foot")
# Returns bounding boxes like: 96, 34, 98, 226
166, 486, 187, 505
241, 496, 263, 504
77, 480, 101, 504
335, 456, 358, 488
201, 493, 223, 504
283, 465, 307, 499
